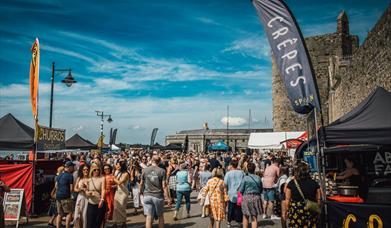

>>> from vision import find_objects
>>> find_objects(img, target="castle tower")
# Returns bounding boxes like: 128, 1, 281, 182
337, 11, 349, 35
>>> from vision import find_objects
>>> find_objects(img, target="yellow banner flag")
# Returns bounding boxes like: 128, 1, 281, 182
97, 134, 105, 148
30, 38, 40, 122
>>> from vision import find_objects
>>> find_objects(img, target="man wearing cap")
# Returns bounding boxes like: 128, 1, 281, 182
55, 161, 74, 228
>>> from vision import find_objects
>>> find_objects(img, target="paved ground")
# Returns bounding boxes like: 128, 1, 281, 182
7, 192, 281, 228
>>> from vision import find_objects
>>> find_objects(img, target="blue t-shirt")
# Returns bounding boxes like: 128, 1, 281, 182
199, 171, 212, 188
176, 170, 191, 192
224, 169, 245, 202
238, 174, 262, 195
56, 172, 74, 200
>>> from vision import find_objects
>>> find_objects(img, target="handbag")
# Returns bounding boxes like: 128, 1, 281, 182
236, 192, 243, 206
293, 179, 321, 214
205, 180, 220, 206
237, 174, 261, 206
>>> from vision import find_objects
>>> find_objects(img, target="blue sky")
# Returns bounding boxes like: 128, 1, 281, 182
0, 0, 389, 144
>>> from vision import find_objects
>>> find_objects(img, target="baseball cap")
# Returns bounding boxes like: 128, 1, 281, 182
65, 161, 75, 167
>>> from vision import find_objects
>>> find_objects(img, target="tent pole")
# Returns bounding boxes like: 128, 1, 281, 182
31, 143, 36, 216
315, 108, 328, 227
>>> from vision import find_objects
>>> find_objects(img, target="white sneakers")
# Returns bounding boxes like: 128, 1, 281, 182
262, 214, 267, 219
271, 215, 281, 220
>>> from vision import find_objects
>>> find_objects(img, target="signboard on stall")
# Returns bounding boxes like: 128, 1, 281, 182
303, 150, 317, 172
36, 125, 65, 151
372, 151, 391, 176
4, 188, 28, 227
327, 201, 390, 227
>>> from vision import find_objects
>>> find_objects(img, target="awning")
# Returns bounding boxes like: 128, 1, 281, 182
248, 131, 305, 149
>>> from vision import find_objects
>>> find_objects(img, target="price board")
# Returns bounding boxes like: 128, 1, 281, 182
3, 189, 27, 227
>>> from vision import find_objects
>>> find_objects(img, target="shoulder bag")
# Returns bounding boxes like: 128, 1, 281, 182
237, 175, 262, 206
293, 179, 321, 214
205, 180, 220, 206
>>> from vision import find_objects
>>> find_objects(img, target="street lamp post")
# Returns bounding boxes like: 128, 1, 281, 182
95, 111, 113, 153
49, 61, 77, 128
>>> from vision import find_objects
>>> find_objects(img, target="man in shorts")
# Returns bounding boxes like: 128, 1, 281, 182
262, 157, 280, 219
140, 155, 171, 228
55, 161, 74, 228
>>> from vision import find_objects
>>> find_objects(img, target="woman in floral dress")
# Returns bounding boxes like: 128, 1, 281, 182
202, 168, 229, 228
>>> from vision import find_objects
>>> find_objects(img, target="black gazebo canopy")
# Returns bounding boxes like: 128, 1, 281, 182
0, 113, 34, 150
66, 134, 96, 150
321, 87, 391, 146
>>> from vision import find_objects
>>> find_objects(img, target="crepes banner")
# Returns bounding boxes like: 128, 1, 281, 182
36, 125, 65, 151
252, 0, 321, 114
327, 201, 390, 227
29, 38, 40, 121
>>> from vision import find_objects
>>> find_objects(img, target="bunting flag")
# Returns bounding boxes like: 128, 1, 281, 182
29, 38, 40, 121
252, 0, 321, 114
150, 128, 158, 146
112, 129, 118, 145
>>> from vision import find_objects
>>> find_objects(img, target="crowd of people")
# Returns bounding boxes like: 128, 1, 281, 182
49, 149, 322, 228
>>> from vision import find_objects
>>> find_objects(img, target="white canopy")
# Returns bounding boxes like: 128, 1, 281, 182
110, 144, 120, 151
248, 131, 305, 149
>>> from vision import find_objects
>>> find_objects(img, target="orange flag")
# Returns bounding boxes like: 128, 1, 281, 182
30, 38, 40, 122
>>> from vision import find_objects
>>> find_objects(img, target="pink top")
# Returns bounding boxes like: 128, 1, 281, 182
262, 164, 280, 188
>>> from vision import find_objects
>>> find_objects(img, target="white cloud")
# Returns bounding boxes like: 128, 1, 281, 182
73, 125, 84, 131
56, 31, 269, 83
0, 84, 29, 97
220, 116, 247, 127
223, 34, 271, 60
94, 78, 135, 90
0, 84, 272, 144
41, 45, 96, 64
131, 125, 142, 130
195, 17, 220, 26
251, 118, 260, 123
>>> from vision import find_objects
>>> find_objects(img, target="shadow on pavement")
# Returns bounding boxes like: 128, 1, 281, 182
126, 221, 197, 228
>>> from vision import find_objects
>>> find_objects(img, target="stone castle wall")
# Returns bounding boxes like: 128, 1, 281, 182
331, 6, 391, 119
272, 6, 390, 130
272, 32, 358, 131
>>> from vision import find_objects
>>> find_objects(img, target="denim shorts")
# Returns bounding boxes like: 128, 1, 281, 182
143, 195, 165, 217
263, 188, 276, 201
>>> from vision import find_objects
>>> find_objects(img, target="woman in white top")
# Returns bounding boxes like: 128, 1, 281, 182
86, 163, 106, 228
113, 160, 130, 228
73, 164, 90, 228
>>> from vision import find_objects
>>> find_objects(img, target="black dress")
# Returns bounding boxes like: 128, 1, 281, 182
287, 178, 320, 228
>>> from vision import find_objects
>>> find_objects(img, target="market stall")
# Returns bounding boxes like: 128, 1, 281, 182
65, 133, 96, 150
0, 114, 34, 216
318, 87, 391, 227
208, 140, 229, 151
248, 131, 305, 157
162, 143, 183, 151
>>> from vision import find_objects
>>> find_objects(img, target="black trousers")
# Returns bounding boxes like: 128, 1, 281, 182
87, 202, 106, 228
227, 201, 243, 223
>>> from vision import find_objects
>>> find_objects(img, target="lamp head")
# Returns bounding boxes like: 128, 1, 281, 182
61, 70, 77, 87
107, 115, 113, 123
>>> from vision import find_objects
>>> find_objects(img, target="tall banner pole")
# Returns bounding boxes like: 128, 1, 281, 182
29, 38, 40, 215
